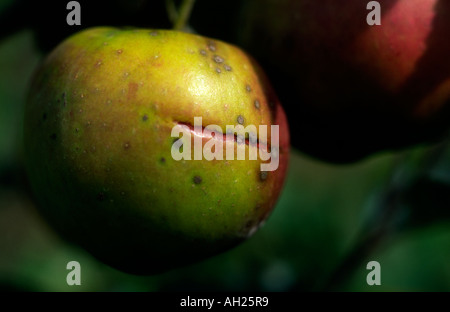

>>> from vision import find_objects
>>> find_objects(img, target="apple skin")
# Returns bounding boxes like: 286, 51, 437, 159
240, 0, 450, 162
23, 27, 289, 274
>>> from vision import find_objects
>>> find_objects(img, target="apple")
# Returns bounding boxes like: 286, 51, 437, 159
239, 0, 450, 162
23, 27, 289, 274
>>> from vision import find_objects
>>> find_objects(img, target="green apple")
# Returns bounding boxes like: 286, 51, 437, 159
23, 27, 289, 274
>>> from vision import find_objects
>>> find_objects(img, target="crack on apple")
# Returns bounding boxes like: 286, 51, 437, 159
174, 121, 271, 151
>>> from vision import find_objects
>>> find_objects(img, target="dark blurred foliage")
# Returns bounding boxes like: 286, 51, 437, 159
0, 0, 449, 291
0, 0, 171, 52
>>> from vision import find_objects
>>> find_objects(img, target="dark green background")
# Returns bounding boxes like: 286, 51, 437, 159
0, 0, 449, 291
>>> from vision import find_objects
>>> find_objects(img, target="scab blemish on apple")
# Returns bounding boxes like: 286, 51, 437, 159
193, 176, 202, 184
207, 40, 216, 52
260, 171, 268, 181
224, 65, 232, 72
237, 115, 244, 125
213, 55, 224, 63
254, 100, 260, 109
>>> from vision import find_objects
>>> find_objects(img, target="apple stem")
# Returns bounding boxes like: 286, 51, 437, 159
171, 0, 196, 31
165, 0, 178, 25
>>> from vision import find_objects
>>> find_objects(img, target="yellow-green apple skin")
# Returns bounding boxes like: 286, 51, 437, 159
24, 27, 289, 274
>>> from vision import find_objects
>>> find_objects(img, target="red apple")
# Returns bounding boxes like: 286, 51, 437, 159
240, 0, 450, 162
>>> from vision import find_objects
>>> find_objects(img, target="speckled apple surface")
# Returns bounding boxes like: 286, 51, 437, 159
24, 27, 289, 274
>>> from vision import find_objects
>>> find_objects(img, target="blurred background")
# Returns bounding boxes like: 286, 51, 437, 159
0, 0, 449, 291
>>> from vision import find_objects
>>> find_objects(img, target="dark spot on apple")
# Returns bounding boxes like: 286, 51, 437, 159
50, 133, 57, 140
260, 171, 268, 181
193, 176, 202, 184
207, 40, 216, 52
224, 65, 232, 71
237, 115, 244, 125
254, 100, 260, 109
246, 85, 252, 92
75, 128, 79, 133
97, 192, 106, 201
117, 49, 123, 54
160, 157, 166, 163
42, 113, 47, 121
142, 114, 148, 122
213, 55, 224, 63
199, 49, 207, 56
149, 31, 159, 36
215, 68, 222, 73
123, 142, 131, 150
